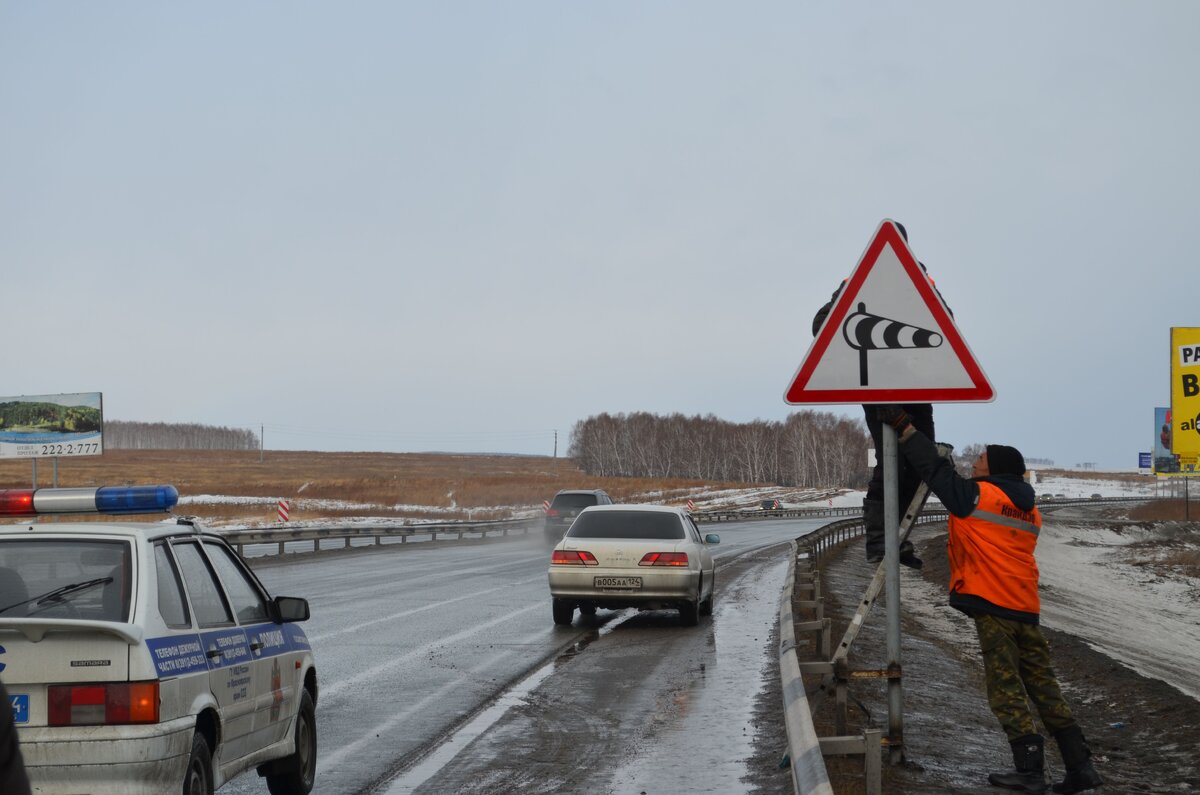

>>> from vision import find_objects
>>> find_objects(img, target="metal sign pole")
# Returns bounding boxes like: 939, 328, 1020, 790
882, 423, 904, 763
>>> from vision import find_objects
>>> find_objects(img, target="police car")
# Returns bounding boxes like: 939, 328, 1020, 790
0, 485, 317, 794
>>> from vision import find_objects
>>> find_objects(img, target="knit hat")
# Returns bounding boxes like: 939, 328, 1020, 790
986, 445, 1026, 476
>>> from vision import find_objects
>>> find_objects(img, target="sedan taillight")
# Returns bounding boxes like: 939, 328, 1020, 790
639, 552, 689, 566
48, 681, 160, 726
545, 508, 560, 517
551, 550, 598, 565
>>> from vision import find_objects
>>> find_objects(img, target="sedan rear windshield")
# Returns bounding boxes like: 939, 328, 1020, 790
551, 494, 600, 510
0, 539, 132, 622
566, 511, 684, 540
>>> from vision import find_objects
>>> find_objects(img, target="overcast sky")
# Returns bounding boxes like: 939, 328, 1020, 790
3, 2, 1196, 469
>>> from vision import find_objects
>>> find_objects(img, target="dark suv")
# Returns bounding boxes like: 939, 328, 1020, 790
544, 489, 612, 543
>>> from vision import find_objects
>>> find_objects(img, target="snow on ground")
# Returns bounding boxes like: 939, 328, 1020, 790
186, 470, 1162, 530
1031, 470, 1160, 500
1037, 518, 1200, 700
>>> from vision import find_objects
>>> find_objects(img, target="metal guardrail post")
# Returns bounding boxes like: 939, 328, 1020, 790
863, 728, 882, 795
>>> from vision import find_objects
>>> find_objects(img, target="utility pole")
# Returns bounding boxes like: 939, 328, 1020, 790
553, 430, 558, 459
260, 424, 264, 463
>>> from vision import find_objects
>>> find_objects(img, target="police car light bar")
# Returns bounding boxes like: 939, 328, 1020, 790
0, 485, 179, 517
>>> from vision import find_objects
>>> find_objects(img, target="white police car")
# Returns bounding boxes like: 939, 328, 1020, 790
0, 485, 317, 794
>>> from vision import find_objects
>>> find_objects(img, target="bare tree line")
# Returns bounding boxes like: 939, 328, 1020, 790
105, 421, 259, 450
568, 411, 870, 488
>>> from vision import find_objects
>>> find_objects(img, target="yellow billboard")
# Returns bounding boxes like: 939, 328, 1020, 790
1170, 328, 1200, 457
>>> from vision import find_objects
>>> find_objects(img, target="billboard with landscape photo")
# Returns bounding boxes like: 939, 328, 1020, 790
0, 392, 104, 458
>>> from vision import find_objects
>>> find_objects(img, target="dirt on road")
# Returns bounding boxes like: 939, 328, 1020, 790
746, 508, 1200, 794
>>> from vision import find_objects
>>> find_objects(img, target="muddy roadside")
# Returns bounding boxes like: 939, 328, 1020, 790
755, 509, 1200, 794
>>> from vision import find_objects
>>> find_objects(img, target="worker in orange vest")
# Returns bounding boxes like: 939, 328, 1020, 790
878, 405, 1103, 795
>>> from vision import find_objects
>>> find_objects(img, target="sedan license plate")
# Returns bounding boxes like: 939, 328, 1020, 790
594, 576, 641, 589
10, 694, 28, 724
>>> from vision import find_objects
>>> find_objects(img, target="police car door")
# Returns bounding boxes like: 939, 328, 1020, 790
201, 539, 292, 746
170, 539, 258, 763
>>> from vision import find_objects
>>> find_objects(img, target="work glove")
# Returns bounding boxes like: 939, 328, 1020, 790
877, 405, 912, 434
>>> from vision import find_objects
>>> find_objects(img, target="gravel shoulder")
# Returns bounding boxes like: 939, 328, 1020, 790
780, 507, 1200, 794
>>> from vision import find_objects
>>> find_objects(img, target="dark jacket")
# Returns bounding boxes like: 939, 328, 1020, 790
899, 428, 1036, 517
811, 263, 952, 338
0, 678, 31, 795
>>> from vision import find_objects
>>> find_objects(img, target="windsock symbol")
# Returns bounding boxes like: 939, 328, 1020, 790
842, 302, 943, 386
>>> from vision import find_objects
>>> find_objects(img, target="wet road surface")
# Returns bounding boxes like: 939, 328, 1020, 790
218, 517, 826, 794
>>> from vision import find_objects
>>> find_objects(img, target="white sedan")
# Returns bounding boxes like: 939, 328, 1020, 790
547, 505, 719, 626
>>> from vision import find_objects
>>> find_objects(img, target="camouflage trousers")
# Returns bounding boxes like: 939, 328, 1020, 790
974, 613, 1078, 741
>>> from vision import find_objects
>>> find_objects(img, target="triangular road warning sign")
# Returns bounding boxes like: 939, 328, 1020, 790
784, 220, 994, 405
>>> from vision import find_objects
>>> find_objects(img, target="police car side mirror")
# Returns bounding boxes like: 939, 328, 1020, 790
272, 596, 310, 623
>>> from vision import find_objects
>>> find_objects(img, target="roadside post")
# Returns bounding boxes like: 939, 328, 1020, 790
785, 219, 994, 768
882, 422, 903, 759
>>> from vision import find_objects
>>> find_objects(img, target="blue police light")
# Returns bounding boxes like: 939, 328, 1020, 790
95, 485, 179, 515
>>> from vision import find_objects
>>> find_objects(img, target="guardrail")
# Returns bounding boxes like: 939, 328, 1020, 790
217, 504, 871, 557
778, 509, 949, 795
700, 506, 863, 522
221, 518, 541, 556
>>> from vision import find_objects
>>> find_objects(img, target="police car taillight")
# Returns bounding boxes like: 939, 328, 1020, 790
0, 485, 178, 516
48, 681, 160, 726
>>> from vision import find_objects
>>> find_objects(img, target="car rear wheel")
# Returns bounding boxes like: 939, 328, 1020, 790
266, 689, 317, 794
679, 582, 701, 627
552, 599, 574, 625
700, 573, 715, 617
183, 731, 214, 795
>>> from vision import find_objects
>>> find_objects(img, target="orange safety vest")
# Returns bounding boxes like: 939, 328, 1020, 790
947, 481, 1042, 615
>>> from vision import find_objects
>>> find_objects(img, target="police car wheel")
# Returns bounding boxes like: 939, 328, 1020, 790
267, 689, 317, 795
183, 731, 214, 795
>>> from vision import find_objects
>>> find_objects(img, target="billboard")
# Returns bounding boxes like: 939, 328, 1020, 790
1154, 406, 1198, 476
0, 393, 104, 459
1169, 327, 1200, 457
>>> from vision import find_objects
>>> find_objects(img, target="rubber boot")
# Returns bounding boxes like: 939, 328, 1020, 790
863, 498, 884, 563
988, 734, 1048, 794
899, 539, 924, 569
1052, 726, 1103, 793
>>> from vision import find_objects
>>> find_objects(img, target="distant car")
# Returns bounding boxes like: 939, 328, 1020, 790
547, 505, 719, 626
543, 489, 612, 544
760, 499, 780, 510
0, 485, 318, 795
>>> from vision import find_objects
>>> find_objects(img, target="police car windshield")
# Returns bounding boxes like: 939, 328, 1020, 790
0, 539, 132, 622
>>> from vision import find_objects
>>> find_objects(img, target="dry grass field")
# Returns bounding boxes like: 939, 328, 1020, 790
0, 450, 761, 525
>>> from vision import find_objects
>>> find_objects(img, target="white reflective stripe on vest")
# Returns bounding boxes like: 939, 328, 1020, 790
971, 509, 1040, 535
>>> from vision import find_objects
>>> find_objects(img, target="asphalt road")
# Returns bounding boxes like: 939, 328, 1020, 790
218, 517, 829, 795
